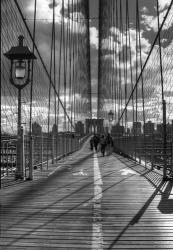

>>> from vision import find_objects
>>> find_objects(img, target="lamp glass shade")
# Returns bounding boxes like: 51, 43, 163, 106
15, 61, 26, 79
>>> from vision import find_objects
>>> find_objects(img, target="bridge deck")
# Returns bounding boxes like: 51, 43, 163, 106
1, 140, 173, 250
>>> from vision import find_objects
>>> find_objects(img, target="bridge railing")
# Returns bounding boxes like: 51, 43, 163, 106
1, 132, 86, 183
1, 138, 17, 178
1, 0, 91, 188
113, 135, 173, 171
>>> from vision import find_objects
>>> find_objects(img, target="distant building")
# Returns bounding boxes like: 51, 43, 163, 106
132, 122, 141, 135
166, 123, 173, 138
75, 121, 84, 136
156, 122, 173, 138
111, 123, 125, 136
32, 122, 42, 135
143, 121, 154, 135
156, 123, 163, 135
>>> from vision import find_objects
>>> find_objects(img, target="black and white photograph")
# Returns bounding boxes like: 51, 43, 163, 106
1, 0, 173, 249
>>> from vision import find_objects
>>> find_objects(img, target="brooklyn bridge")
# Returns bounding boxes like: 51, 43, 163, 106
1, 0, 173, 249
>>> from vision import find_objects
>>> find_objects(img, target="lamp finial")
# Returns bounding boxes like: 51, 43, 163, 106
18, 35, 24, 47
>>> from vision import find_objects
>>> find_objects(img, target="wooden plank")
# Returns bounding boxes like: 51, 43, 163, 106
1, 141, 173, 249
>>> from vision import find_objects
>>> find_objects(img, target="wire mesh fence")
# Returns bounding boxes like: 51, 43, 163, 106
1, 132, 84, 187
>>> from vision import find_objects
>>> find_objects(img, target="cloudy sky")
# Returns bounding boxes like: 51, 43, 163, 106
93, 0, 173, 125
2, 0, 173, 133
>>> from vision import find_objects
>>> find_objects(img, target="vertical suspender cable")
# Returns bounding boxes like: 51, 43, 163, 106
97, 0, 101, 118
115, 0, 119, 123
112, 0, 117, 121
87, 0, 92, 117
136, 0, 146, 165
69, 1, 73, 138
126, 0, 135, 157
14, 0, 79, 130
119, 0, 123, 125
52, 0, 57, 160
62, 0, 66, 154
156, 0, 167, 178
118, 0, 173, 122
57, 8, 63, 156
47, 1, 55, 167
125, 0, 128, 136
134, 0, 139, 161
29, 0, 37, 135
28, 0, 37, 179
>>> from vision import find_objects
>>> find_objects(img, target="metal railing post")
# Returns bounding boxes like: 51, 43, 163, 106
55, 133, 58, 162
52, 134, 55, 164
163, 100, 167, 179
40, 133, 43, 170
15, 126, 24, 180
28, 135, 34, 180
21, 128, 25, 180
151, 134, 154, 170
6, 142, 9, 176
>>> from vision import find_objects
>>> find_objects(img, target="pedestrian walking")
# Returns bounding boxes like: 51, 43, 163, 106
100, 134, 107, 156
90, 137, 94, 151
106, 133, 114, 155
93, 134, 99, 151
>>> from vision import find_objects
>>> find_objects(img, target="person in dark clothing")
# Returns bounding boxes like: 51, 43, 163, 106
100, 134, 107, 156
93, 134, 99, 151
106, 133, 114, 155
90, 137, 94, 150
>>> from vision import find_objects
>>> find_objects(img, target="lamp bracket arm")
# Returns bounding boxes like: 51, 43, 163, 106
10, 78, 17, 88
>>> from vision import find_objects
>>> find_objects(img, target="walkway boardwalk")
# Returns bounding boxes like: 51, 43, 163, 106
1, 139, 173, 249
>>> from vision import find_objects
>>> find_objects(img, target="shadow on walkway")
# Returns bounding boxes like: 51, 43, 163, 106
107, 178, 165, 249
114, 153, 163, 189
158, 181, 173, 214
107, 153, 169, 249
2, 151, 94, 209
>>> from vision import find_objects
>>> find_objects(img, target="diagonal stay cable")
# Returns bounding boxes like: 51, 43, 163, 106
14, 0, 75, 129
118, 0, 173, 122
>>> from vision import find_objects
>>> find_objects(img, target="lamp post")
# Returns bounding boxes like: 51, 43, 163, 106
108, 110, 114, 134
4, 35, 37, 179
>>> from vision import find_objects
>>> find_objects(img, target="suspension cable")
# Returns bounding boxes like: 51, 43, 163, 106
14, 0, 76, 129
118, 0, 173, 122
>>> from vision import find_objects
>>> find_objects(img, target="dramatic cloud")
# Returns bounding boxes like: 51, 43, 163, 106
105, 27, 150, 69
90, 27, 99, 49
26, 0, 86, 34
158, 0, 172, 11
141, 0, 173, 32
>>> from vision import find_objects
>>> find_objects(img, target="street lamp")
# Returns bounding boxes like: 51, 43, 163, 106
4, 35, 37, 179
108, 110, 114, 133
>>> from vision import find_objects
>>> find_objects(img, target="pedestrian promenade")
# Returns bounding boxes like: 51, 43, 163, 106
1, 138, 173, 249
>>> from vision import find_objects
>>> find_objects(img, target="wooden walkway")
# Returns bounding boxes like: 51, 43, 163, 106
1, 139, 173, 249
